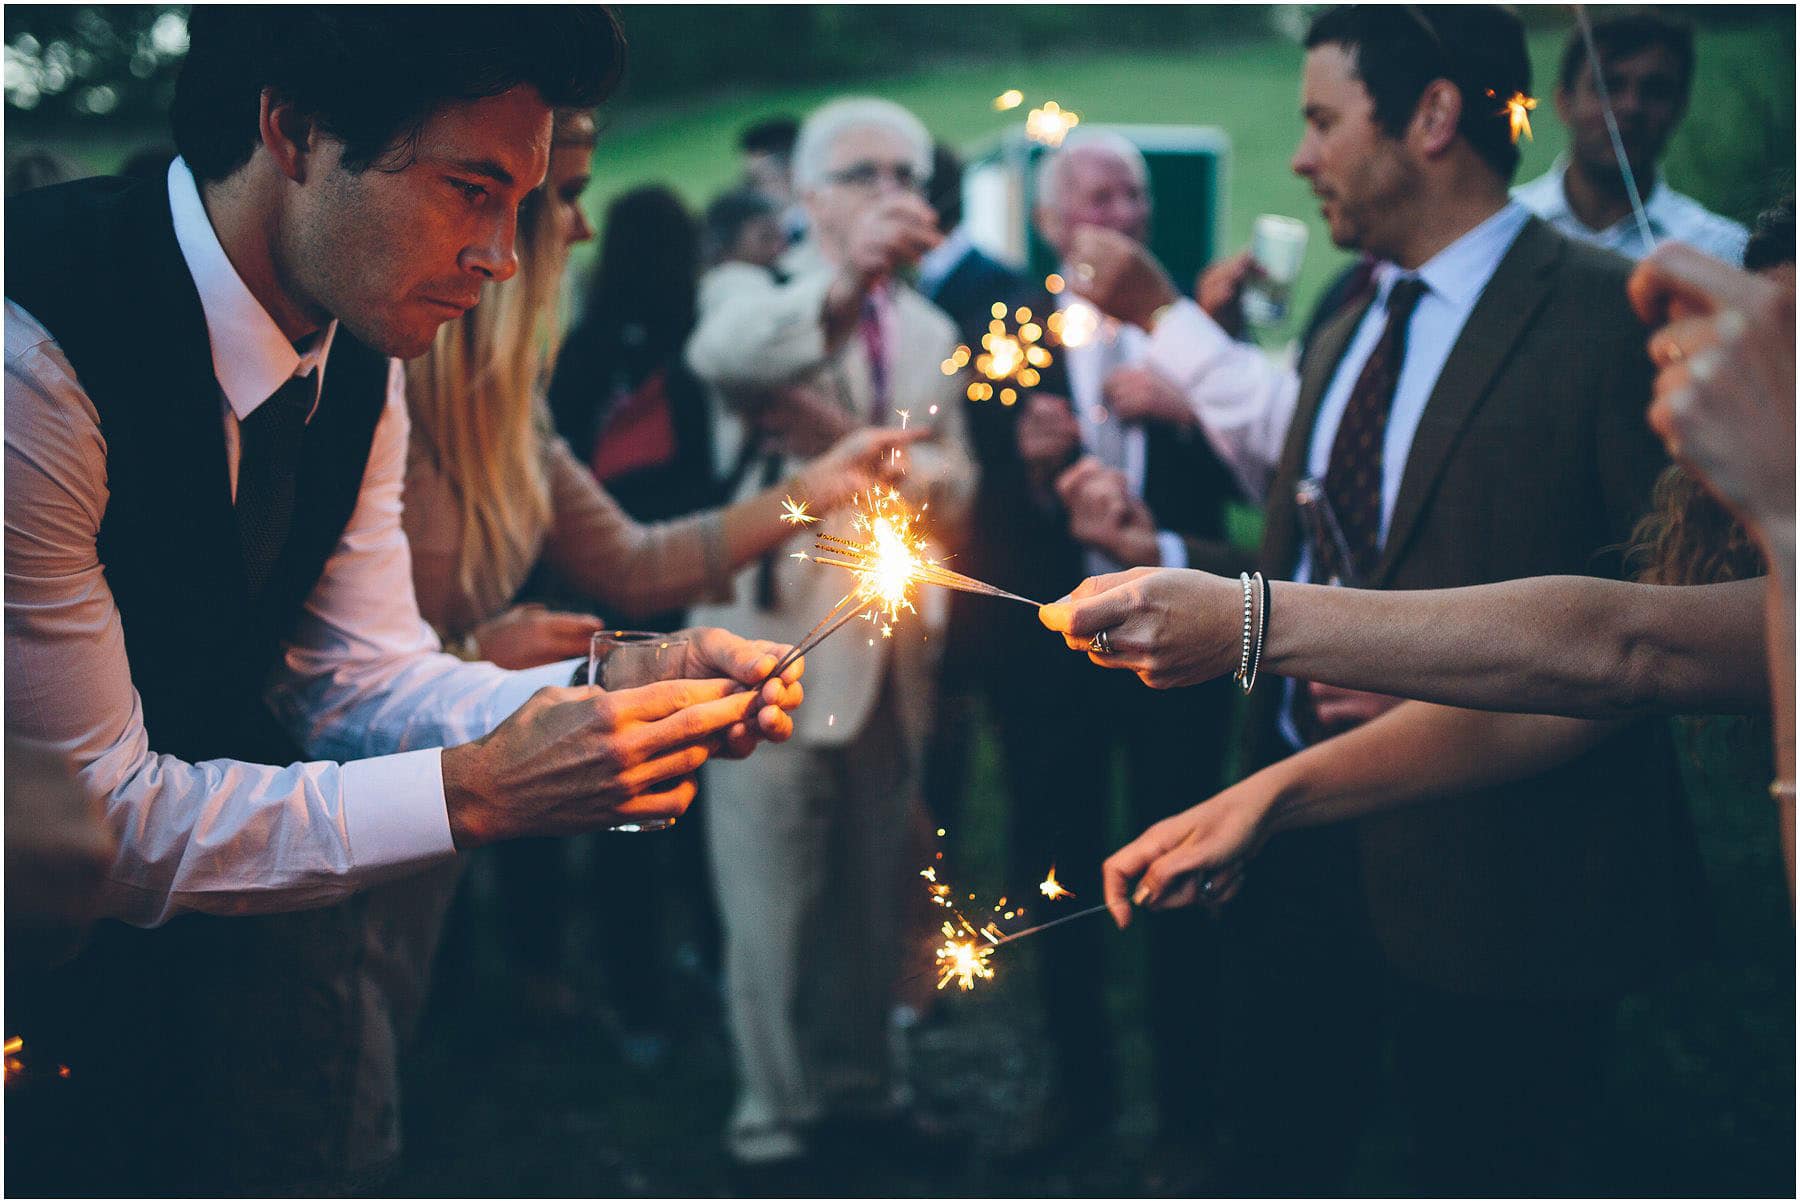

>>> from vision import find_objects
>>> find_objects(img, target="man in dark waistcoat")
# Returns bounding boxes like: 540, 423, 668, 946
3, 10, 804, 1194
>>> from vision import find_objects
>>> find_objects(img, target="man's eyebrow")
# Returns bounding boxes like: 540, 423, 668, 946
443, 157, 516, 188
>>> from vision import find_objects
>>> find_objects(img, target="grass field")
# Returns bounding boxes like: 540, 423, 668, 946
567, 17, 1794, 311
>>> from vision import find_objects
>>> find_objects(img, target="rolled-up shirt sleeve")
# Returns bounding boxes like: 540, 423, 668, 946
1144, 298, 1300, 502
5, 307, 567, 927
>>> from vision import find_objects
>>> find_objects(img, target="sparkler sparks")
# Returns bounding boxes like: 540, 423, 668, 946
780, 495, 819, 526
1488, 89, 1536, 143
1025, 100, 1080, 147
1039, 866, 1074, 900
993, 88, 1024, 112
936, 928, 997, 991
944, 301, 1055, 406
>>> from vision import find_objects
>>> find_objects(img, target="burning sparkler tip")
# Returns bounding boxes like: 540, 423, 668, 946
780, 495, 819, 526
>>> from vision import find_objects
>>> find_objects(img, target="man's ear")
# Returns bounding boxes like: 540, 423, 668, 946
259, 87, 315, 184
1411, 78, 1464, 158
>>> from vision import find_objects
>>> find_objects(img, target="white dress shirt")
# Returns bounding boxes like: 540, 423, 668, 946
1274, 200, 1531, 745
4, 157, 572, 926
1513, 155, 1749, 264
1142, 297, 1300, 503
1054, 286, 1188, 575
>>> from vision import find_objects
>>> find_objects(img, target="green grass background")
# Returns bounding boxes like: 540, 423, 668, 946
565, 18, 1793, 312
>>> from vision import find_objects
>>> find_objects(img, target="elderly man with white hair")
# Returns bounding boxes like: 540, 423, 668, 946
972, 129, 1246, 1183
685, 96, 975, 1189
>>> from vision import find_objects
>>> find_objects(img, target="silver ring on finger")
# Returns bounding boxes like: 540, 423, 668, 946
1088, 629, 1114, 655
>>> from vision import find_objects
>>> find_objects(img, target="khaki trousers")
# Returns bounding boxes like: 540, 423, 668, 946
705, 672, 915, 1163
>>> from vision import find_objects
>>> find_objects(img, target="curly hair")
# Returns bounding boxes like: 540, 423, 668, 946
1628, 466, 1764, 587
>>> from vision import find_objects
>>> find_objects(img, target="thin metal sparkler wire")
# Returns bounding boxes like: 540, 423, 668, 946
762, 592, 865, 682
899, 902, 1114, 986
812, 533, 1046, 608
1574, 3, 1656, 250
977, 903, 1112, 952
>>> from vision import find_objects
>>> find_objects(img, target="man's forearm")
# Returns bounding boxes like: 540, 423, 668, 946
1266, 704, 1618, 836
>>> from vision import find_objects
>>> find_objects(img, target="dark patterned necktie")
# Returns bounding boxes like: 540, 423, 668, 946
236, 372, 316, 596
859, 294, 889, 421
1320, 276, 1427, 582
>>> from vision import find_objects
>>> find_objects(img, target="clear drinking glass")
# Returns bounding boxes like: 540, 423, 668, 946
589, 630, 691, 833
1242, 213, 1310, 329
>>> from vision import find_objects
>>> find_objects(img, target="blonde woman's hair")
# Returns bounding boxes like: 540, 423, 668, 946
405, 112, 590, 602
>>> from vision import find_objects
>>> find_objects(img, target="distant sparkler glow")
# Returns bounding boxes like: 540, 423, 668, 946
1040, 866, 1074, 900
1489, 88, 1537, 143
943, 301, 1055, 406
1026, 100, 1080, 147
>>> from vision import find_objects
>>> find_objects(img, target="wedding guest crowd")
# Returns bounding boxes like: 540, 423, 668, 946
3, 3, 1790, 1199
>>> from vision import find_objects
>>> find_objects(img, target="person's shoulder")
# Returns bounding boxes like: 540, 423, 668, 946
1510, 167, 1566, 216
896, 280, 959, 347
5, 299, 59, 366
1525, 216, 1636, 294
1656, 189, 1750, 263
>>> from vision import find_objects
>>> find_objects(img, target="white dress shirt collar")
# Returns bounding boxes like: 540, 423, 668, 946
1511, 154, 1749, 264
1371, 198, 1533, 312
916, 226, 974, 297
167, 156, 335, 420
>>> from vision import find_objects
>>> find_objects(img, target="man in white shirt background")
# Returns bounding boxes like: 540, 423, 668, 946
4, 9, 802, 1194
1513, 10, 1749, 264
985, 132, 1247, 1186
684, 96, 976, 1192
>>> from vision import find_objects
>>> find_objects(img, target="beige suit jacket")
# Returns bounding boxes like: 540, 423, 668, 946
686, 258, 974, 751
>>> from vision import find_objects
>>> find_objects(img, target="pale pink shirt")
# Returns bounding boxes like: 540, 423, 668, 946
3, 158, 571, 927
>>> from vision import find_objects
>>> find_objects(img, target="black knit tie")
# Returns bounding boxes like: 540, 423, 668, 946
236, 372, 315, 596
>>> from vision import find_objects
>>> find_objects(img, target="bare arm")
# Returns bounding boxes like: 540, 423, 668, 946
1103, 703, 1619, 924
1760, 533, 1795, 900
1261, 574, 1768, 717
543, 427, 927, 620
1042, 567, 1768, 718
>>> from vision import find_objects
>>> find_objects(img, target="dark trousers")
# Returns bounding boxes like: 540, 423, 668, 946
1221, 824, 1617, 1196
989, 642, 1234, 1132
493, 794, 720, 1028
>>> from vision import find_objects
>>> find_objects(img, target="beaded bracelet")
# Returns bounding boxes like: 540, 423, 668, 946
1243, 571, 1269, 694
1233, 572, 1254, 688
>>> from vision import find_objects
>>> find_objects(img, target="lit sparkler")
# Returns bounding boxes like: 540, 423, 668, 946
1488, 88, 1536, 143
763, 490, 1043, 680
1052, 300, 1101, 349
935, 924, 997, 991
780, 495, 819, 526
1025, 100, 1080, 147
943, 301, 1055, 406
1039, 865, 1074, 900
